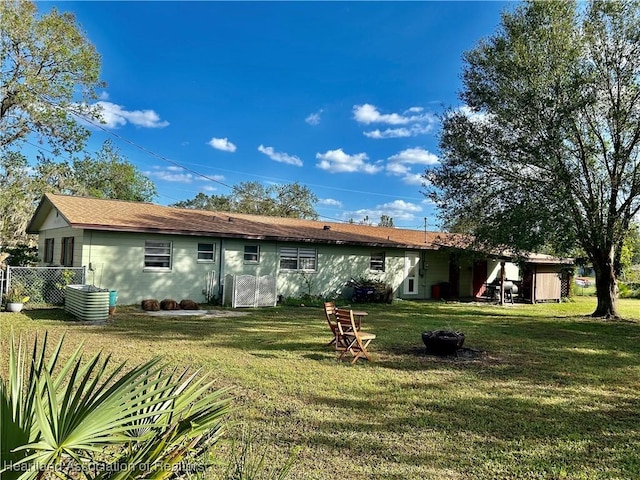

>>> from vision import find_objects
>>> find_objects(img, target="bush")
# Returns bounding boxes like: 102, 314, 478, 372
619, 282, 640, 298
281, 294, 327, 307
347, 276, 394, 304
1, 333, 231, 480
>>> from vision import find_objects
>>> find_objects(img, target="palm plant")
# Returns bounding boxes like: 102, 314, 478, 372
0, 333, 231, 480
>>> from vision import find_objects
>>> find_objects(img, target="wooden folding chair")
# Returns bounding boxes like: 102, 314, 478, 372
323, 301, 339, 346
334, 308, 376, 364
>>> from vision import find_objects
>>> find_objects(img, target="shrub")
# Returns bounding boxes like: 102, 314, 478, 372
0, 333, 231, 480
619, 282, 640, 299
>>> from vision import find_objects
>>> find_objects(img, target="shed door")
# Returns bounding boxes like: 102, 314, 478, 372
535, 272, 562, 301
404, 252, 420, 295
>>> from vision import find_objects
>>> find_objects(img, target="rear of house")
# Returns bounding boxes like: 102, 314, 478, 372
27, 194, 570, 305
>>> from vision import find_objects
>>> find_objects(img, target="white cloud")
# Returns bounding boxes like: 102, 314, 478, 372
402, 173, 427, 186
305, 109, 323, 126
353, 103, 433, 125
354, 104, 436, 139
95, 101, 169, 128
208, 137, 237, 152
258, 145, 303, 166
388, 148, 439, 166
98, 91, 109, 100
145, 166, 225, 185
386, 148, 438, 185
364, 123, 434, 139
346, 199, 423, 223
145, 166, 193, 183
318, 198, 343, 207
364, 127, 412, 139
315, 148, 382, 174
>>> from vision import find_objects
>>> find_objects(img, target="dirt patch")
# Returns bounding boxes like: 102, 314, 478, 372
144, 309, 250, 318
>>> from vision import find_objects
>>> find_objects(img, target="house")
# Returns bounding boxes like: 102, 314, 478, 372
26, 194, 571, 305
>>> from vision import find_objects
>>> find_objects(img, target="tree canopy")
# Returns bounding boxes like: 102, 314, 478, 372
0, 0, 103, 155
172, 181, 319, 219
0, 141, 157, 247
0, 2, 156, 249
428, 0, 640, 318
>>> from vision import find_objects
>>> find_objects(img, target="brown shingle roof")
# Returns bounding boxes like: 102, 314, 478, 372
28, 194, 470, 250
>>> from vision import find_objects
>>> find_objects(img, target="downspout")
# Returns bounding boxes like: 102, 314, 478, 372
218, 238, 226, 299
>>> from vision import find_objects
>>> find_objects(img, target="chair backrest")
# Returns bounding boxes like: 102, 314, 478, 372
324, 301, 337, 331
334, 308, 356, 335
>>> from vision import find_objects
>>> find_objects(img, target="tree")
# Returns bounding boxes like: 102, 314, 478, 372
0, 153, 34, 247
378, 215, 395, 227
271, 182, 318, 219
0, 143, 156, 247
428, 0, 640, 318
172, 192, 232, 211
173, 181, 319, 219
72, 140, 157, 202
0, 0, 103, 155
231, 181, 278, 216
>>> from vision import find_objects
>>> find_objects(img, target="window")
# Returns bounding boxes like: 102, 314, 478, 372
144, 241, 172, 269
197, 243, 215, 262
60, 237, 74, 267
244, 245, 260, 263
279, 247, 317, 271
44, 238, 54, 264
370, 253, 385, 272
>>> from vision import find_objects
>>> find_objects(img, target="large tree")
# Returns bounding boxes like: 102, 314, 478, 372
173, 181, 319, 219
0, 0, 103, 155
0, 141, 156, 247
428, 0, 640, 318
71, 140, 156, 202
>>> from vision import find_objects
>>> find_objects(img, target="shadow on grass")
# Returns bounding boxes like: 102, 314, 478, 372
23, 308, 77, 322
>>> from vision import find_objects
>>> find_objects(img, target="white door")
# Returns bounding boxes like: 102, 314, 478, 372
404, 251, 420, 295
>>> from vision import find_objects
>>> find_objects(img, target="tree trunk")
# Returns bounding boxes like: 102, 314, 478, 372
591, 249, 619, 319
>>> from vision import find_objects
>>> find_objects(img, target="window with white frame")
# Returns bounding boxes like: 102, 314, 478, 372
144, 241, 172, 270
244, 245, 260, 263
370, 252, 385, 272
197, 243, 215, 262
279, 247, 317, 271
44, 238, 54, 264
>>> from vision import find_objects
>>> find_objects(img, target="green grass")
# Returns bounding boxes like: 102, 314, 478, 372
2, 297, 640, 479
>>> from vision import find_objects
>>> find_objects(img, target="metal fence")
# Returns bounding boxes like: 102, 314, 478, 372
6, 266, 86, 305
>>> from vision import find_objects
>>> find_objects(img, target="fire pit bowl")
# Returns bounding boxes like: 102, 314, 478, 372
422, 330, 465, 356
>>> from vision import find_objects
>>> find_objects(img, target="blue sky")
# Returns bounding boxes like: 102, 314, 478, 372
40, 1, 509, 229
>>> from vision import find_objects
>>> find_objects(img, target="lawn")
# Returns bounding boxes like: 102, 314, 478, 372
1, 297, 640, 479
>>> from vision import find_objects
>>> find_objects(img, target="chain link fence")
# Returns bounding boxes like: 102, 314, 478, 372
6, 266, 86, 306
